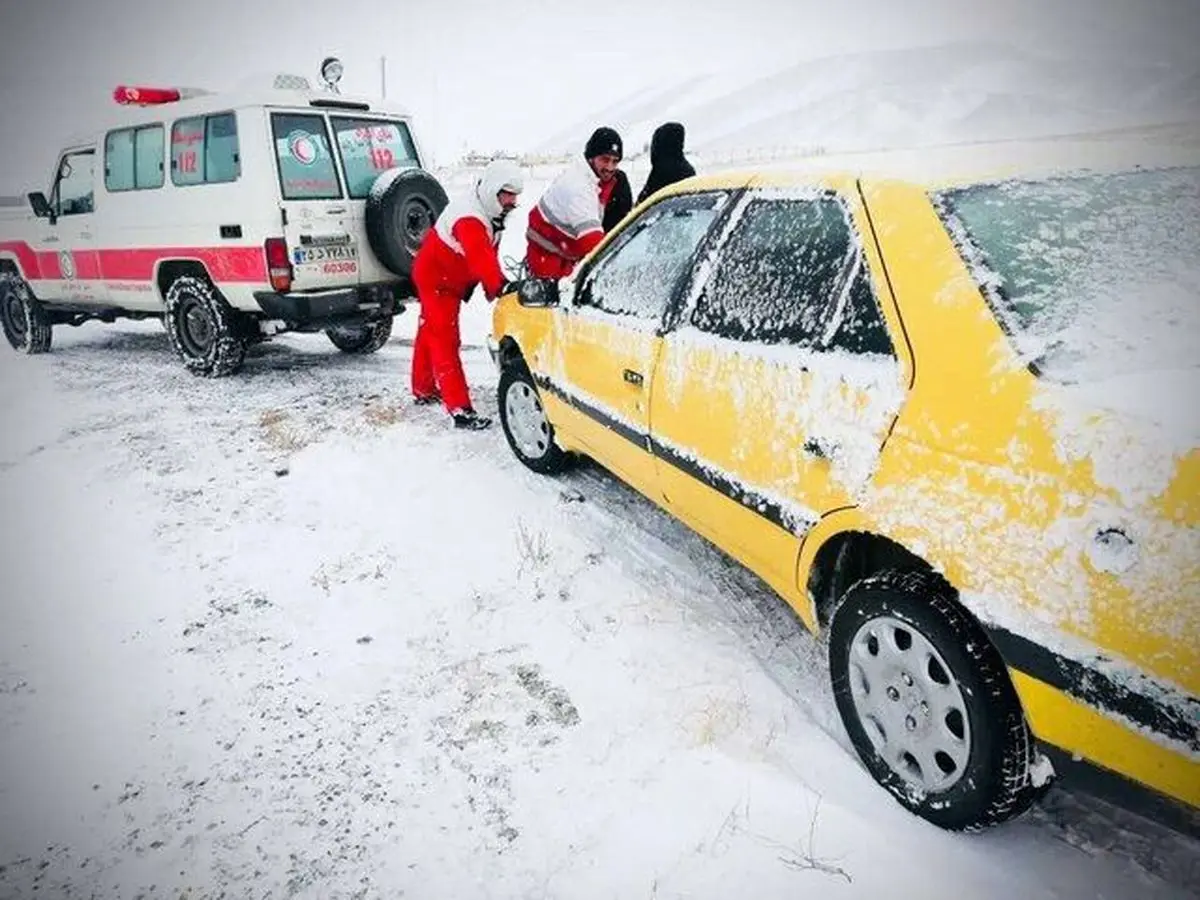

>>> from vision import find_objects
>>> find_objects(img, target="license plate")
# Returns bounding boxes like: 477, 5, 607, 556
293, 243, 358, 264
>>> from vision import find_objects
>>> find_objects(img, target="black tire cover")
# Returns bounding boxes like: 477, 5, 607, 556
365, 168, 449, 277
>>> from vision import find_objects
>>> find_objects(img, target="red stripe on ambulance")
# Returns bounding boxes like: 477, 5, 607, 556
1, 241, 268, 284
0, 241, 43, 279
96, 246, 268, 282
73, 251, 103, 280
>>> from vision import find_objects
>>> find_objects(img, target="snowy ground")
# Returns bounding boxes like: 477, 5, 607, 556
1, 304, 1199, 899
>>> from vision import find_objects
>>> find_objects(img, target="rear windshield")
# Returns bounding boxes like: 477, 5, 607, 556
330, 116, 419, 199
933, 166, 1200, 384
271, 112, 342, 201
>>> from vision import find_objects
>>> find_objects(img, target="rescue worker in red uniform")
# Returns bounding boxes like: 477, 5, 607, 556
524, 127, 625, 280
411, 158, 524, 430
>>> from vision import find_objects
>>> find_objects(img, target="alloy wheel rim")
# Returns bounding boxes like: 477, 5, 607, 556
505, 380, 551, 459
847, 614, 972, 794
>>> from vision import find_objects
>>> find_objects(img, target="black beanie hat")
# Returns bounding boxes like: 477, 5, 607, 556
585, 126, 623, 161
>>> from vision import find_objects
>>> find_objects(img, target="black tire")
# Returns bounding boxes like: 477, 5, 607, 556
828, 569, 1043, 831
0, 272, 52, 354
498, 364, 572, 475
162, 274, 248, 377
365, 168, 449, 278
325, 317, 393, 354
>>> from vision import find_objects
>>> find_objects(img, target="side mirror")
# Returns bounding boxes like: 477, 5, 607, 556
28, 191, 51, 219
517, 278, 560, 308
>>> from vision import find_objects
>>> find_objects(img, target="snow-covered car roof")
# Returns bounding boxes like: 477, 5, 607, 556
654, 122, 1200, 195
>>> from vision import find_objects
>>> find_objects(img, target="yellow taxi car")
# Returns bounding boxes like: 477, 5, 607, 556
488, 134, 1199, 833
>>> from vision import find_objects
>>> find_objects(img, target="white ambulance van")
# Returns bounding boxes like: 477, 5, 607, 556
0, 64, 449, 376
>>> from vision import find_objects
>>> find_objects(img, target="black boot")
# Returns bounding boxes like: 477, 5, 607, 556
452, 407, 492, 430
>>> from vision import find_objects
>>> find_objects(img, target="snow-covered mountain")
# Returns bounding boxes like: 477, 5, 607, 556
529, 41, 1200, 162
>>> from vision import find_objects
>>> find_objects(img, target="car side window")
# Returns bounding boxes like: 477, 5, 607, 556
826, 264, 896, 357
580, 191, 727, 323
691, 194, 857, 347
54, 151, 95, 216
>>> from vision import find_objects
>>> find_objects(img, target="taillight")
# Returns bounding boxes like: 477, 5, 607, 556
264, 238, 292, 292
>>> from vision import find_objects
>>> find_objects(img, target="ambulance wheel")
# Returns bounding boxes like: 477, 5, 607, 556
163, 274, 247, 377
365, 169, 449, 278
326, 316, 393, 354
0, 272, 52, 354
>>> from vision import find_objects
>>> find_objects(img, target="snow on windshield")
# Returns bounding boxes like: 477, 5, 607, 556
933, 166, 1200, 385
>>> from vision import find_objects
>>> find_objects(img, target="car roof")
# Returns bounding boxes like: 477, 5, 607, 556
653, 121, 1200, 198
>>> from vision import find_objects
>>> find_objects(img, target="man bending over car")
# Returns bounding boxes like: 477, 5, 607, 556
411, 158, 525, 430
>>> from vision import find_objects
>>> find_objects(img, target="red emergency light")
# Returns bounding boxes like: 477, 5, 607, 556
113, 85, 182, 106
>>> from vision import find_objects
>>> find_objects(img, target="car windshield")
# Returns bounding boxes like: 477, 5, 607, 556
933, 166, 1200, 384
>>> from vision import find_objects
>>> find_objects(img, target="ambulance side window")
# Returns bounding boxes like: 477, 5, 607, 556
205, 114, 240, 184
171, 112, 240, 187
106, 125, 165, 192
54, 151, 95, 216
105, 130, 136, 192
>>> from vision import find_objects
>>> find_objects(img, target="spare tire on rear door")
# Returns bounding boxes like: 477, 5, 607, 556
365, 168, 449, 278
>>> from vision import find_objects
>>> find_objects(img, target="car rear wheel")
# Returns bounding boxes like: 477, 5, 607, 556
326, 317, 393, 354
498, 364, 571, 475
0, 273, 52, 354
828, 568, 1045, 831
163, 274, 247, 377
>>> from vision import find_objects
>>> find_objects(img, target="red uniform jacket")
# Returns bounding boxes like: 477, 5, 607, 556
413, 198, 506, 301
525, 160, 614, 280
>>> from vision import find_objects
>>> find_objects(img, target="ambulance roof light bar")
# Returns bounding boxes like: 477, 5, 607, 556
112, 85, 212, 106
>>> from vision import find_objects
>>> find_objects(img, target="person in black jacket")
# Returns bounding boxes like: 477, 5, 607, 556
602, 168, 633, 232
637, 121, 696, 204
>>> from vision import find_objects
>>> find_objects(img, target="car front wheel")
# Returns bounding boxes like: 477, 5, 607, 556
828, 568, 1045, 831
498, 364, 571, 475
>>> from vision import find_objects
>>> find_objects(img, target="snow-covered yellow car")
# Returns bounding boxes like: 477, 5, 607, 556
489, 131, 1199, 833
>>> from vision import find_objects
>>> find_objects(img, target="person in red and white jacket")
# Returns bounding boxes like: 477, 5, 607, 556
525, 127, 626, 280
411, 158, 524, 430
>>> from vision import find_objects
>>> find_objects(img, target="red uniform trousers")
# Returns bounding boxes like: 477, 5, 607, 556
410, 286, 472, 413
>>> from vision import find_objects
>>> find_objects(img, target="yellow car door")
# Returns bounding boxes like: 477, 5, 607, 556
648, 179, 910, 598
554, 189, 736, 496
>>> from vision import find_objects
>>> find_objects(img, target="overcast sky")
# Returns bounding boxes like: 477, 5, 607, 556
1, 0, 1197, 189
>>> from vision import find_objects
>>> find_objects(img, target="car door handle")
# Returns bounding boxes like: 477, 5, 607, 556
325, 206, 347, 215
623, 368, 644, 387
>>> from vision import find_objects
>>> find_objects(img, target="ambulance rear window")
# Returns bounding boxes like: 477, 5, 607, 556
271, 112, 343, 201
330, 117, 419, 199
